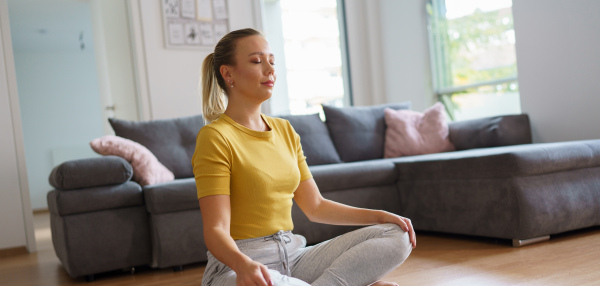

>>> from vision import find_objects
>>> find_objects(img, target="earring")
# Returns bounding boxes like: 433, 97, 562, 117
229, 80, 233, 88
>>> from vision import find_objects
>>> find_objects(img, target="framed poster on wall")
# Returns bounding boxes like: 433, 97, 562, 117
161, 0, 229, 49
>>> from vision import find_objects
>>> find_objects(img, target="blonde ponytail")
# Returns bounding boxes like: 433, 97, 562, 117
199, 28, 263, 123
201, 53, 227, 123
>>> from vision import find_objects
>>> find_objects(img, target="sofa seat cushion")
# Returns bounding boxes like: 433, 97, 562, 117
323, 102, 411, 162
309, 160, 397, 193
277, 113, 342, 166
109, 114, 205, 179
392, 140, 600, 181
144, 178, 198, 214
47, 182, 143, 216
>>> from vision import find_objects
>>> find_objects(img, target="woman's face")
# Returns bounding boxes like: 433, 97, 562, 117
226, 35, 276, 102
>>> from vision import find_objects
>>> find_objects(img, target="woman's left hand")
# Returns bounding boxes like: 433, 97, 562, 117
380, 211, 416, 248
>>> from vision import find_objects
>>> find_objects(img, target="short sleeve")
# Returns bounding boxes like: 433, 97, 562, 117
192, 126, 232, 199
292, 125, 313, 182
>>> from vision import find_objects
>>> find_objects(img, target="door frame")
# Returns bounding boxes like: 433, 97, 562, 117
0, 0, 37, 252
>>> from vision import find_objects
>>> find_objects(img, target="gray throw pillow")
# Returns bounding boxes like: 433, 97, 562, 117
322, 102, 411, 162
448, 114, 532, 150
277, 113, 342, 166
109, 114, 205, 178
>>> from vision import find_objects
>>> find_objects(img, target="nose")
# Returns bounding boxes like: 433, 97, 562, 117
265, 63, 275, 76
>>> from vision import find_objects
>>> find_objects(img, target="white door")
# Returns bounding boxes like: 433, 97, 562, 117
7, 0, 139, 210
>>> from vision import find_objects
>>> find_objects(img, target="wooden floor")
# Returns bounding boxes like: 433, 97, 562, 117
1, 212, 599, 285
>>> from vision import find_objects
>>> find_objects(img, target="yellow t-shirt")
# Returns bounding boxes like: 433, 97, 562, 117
192, 113, 313, 240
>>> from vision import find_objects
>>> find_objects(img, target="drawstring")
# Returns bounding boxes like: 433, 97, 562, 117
264, 230, 292, 276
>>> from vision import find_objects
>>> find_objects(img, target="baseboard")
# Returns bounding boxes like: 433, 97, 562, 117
33, 208, 49, 214
0, 246, 28, 258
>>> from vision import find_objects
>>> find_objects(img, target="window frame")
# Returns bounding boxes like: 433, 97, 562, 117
260, 0, 353, 115
426, 0, 519, 120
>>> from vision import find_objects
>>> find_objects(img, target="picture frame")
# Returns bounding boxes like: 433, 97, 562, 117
161, 0, 230, 49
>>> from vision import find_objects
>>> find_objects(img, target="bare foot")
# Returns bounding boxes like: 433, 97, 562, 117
372, 281, 399, 286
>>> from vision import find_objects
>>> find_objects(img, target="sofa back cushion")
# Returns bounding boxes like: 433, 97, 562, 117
383, 102, 455, 158
449, 114, 532, 151
277, 113, 342, 166
90, 135, 175, 186
109, 114, 205, 178
322, 102, 411, 162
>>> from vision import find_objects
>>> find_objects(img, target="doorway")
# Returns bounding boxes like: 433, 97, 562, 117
7, 0, 139, 210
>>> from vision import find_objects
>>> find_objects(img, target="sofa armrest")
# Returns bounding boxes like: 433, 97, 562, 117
47, 181, 143, 216
49, 155, 133, 190
448, 114, 532, 151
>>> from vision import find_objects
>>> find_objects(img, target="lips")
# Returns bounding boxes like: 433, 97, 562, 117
261, 80, 274, 87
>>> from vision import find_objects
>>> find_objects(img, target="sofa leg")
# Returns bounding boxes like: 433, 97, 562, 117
512, 235, 550, 247
85, 274, 95, 282
173, 265, 184, 272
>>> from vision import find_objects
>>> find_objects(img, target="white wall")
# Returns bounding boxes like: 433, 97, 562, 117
344, 0, 380, 106
133, 0, 259, 120
0, 0, 35, 251
514, 0, 600, 143
379, 0, 434, 112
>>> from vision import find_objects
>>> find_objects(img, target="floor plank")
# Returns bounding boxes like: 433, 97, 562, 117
1, 212, 598, 285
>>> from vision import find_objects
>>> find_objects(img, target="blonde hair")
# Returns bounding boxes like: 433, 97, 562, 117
200, 28, 262, 123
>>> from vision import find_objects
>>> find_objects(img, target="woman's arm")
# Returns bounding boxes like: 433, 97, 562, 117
293, 178, 416, 248
199, 195, 273, 286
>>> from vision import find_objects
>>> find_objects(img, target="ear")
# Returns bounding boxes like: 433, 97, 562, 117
220, 65, 233, 83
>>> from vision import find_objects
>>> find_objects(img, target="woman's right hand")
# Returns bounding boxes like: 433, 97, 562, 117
235, 260, 273, 286
198, 195, 272, 285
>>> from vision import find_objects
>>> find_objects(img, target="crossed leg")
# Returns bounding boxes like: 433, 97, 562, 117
290, 223, 412, 286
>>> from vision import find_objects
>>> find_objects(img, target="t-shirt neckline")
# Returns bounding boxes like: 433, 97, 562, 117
220, 113, 273, 138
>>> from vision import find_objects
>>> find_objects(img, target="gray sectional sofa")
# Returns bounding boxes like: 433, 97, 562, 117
47, 102, 600, 280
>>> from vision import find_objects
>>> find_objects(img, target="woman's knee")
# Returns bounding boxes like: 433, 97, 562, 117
380, 223, 412, 262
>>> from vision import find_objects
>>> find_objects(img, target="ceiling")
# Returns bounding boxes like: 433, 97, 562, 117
7, 0, 94, 53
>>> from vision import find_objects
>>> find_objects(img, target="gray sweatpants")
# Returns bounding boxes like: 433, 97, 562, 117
201, 223, 412, 286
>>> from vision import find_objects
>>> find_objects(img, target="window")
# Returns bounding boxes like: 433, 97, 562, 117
262, 0, 351, 116
428, 0, 519, 121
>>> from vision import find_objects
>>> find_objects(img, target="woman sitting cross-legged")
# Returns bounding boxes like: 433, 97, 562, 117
192, 28, 416, 286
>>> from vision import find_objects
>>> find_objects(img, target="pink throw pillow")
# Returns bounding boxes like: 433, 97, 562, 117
384, 102, 455, 158
90, 135, 174, 186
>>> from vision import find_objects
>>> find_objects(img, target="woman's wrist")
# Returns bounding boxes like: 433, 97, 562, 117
375, 210, 393, 224
230, 253, 254, 273
376, 210, 403, 226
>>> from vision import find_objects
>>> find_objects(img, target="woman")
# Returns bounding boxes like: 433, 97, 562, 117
192, 28, 416, 286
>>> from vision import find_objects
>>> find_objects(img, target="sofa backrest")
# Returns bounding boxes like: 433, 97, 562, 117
276, 113, 343, 166
109, 114, 205, 178
322, 102, 412, 162
448, 114, 532, 151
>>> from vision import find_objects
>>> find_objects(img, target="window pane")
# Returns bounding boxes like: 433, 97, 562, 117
280, 0, 346, 115
443, 81, 521, 121
432, 0, 518, 88
429, 0, 520, 121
